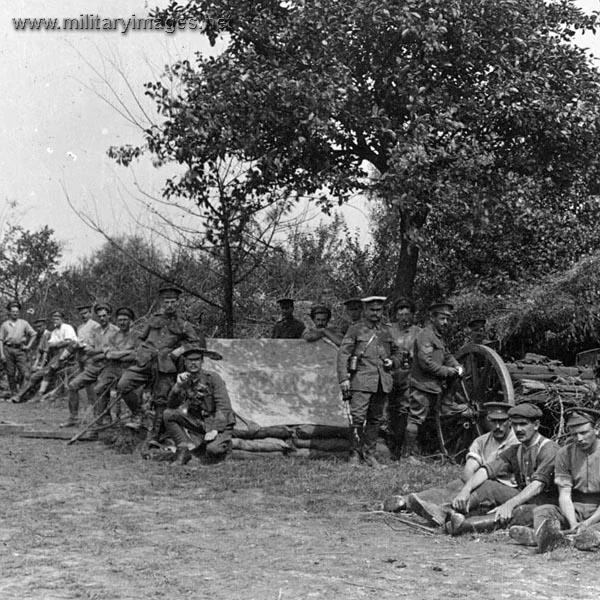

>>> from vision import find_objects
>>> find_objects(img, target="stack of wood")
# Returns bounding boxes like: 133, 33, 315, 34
231, 424, 351, 458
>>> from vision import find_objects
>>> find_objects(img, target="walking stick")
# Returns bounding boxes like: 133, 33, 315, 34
67, 393, 121, 445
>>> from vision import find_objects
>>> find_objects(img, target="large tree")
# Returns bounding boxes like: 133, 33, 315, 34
151, 0, 600, 297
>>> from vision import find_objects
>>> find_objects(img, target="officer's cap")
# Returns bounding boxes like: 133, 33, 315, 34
158, 283, 183, 298
6, 300, 21, 310
361, 296, 387, 305
428, 302, 454, 316
115, 306, 135, 320
483, 402, 512, 419
468, 317, 487, 329
94, 302, 112, 314
277, 297, 295, 306
51, 309, 66, 318
508, 402, 543, 420
181, 343, 223, 361
343, 297, 363, 308
392, 296, 415, 314
33, 316, 47, 325
565, 407, 600, 428
76, 303, 93, 312
310, 304, 331, 320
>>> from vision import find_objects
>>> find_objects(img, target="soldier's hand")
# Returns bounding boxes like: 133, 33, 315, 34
452, 490, 470, 513
176, 372, 191, 385
456, 365, 464, 377
205, 429, 218, 442
490, 502, 513, 524
340, 380, 351, 394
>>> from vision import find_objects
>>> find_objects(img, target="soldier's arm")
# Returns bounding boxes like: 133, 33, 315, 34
557, 487, 578, 529
167, 383, 185, 409
322, 327, 343, 346
452, 467, 490, 512
416, 336, 456, 377
444, 349, 460, 369
302, 327, 325, 342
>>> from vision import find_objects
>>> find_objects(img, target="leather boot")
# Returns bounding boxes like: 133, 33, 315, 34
173, 447, 192, 466
574, 528, 600, 551
401, 425, 419, 458
446, 512, 503, 536
407, 494, 448, 527
347, 426, 362, 466
537, 518, 571, 553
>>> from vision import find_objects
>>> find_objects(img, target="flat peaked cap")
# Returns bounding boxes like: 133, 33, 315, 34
277, 297, 295, 305
508, 402, 543, 419
33, 316, 47, 324
468, 317, 487, 328
565, 407, 600, 428
51, 309, 66, 318
76, 303, 93, 311
429, 302, 454, 315
483, 402, 512, 418
181, 343, 223, 361
158, 283, 183, 297
310, 304, 331, 319
94, 302, 112, 314
343, 297, 363, 306
6, 300, 21, 310
361, 296, 387, 304
115, 306, 135, 320
392, 296, 415, 313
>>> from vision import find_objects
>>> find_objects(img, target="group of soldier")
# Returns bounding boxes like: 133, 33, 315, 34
2, 289, 600, 551
275, 294, 600, 553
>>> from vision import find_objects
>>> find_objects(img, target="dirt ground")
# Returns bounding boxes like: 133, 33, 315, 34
1, 401, 599, 600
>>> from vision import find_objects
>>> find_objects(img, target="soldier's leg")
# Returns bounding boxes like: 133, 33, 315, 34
467, 480, 520, 513
163, 408, 204, 448
5, 348, 18, 394
146, 373, 176, 443
388, 378, 409, 457
204, 428, 233, 461
117, 365, 150, 416
363, 387, 387, 463
348, 390, 370, 460
14, 349, 31, 389
12, 368, 45, 403
66, 364, 102, 424
93, 366, 121, 418
402, 388, 433, 457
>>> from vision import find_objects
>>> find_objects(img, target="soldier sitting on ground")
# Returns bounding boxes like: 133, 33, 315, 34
442, 402, 559, 536
385, 402, 519, 523
163, 343, 235, 465
302, 304, 343, 346
510, 407, 600, 553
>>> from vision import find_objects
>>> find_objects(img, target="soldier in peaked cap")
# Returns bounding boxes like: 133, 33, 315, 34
510, 407, 600, 552
390, 402, 519, 523
272, 298, 306, 339
0, 299, 36, 395
443, 401, 559, 536
400, 301, 463, 458
117, 283, 202, 445
339, 297, 363, 336
337, 295, 402, 467
163, 343, 234, 465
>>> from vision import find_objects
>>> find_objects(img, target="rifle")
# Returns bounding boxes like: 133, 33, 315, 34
67, 392, 121, 445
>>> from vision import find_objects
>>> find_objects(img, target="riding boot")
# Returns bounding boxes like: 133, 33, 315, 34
401, 424, 419, 458
446, 512, 503, 536
67, 389, 80, 421
390, 413, 407, 459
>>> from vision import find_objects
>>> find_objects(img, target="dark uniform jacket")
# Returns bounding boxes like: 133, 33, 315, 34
272, 317, 305, 339
135, 312, 202, 372
168, 370, 236, 432
409, 324, 459, 394
390, 323, 421, 387
337, 319, 401, 393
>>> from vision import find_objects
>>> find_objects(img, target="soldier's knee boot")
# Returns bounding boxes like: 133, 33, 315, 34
446, 512, 502, 536
401, 424, 419, 458
68, 388, 79, 418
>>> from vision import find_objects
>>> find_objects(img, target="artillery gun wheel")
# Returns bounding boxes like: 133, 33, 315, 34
435, 344, 515, 463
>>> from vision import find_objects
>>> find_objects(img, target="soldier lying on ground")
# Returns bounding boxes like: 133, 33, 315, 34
385, 402, 519, 522
510, 407, 600, 553
416, 402, 559, 536
162, 343, 235, 466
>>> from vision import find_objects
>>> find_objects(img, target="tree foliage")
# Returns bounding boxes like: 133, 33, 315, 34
0, 225, 61, 305
152, 0, 600, 297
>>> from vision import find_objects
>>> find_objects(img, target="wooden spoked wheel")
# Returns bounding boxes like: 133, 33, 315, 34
435, 343, 515, 463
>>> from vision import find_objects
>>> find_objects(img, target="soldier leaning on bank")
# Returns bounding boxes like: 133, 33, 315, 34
117, 284, 202, 445
271, 298, 305, 339
337, 296, 401, 468
401, 302, 463, 458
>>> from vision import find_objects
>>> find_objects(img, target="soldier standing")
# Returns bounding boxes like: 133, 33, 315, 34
163, 343, 234, 465
117, 284, 202, 443
387, 297, 421, 458
0, 301, 35, 397
337, 296, 401, 467
271, 298, 305, 339
401, 302, 463, 458
339, 297, 363, 336
302, 305, 343, 346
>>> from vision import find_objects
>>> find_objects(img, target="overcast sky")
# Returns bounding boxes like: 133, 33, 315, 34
1, 0, 599, 264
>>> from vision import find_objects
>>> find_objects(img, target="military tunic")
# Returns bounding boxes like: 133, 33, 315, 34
163, 370, 235, 458
272, 317, 305, 339
117, 312, 202, 413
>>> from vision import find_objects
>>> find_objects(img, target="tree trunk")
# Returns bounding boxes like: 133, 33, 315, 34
221, 219, 235, 338
391, 207, 426, 299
